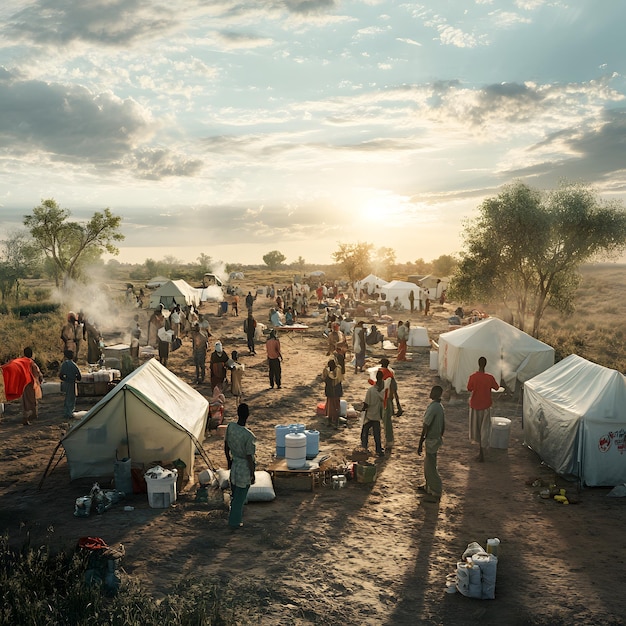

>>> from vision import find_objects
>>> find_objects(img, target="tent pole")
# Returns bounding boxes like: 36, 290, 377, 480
192, 435, 217, 472
123, 388, 131, 460
38, 441, 64, 490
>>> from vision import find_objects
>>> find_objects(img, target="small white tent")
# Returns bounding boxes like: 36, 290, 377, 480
438, 317, 554, 393
61, 359, 209, 481
380, 280, 421, 311
148, 279, 201, 309
523, 354, 626, 486
357, 274, 388, 296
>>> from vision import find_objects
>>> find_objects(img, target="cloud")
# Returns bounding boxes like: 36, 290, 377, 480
3, 0, 179, 48
213, 31, 274, 50
123, 148, 204, 180
0, 69, 154, 161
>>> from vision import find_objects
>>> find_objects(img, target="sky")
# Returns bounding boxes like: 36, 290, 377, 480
1, 0, 625, 267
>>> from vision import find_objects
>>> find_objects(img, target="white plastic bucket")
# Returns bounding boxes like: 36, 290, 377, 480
490, 417, 511, 449
285, 432, 307, 469
487, 537, 501, 557
144, 466, 178, 508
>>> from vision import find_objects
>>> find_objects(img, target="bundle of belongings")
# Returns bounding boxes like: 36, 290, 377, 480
77, 536, 125, 596
455, 541, 498, 600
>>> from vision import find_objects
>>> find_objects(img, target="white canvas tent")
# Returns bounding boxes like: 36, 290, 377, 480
438, 317, 555, 393
380, 280, 421, 311
357, 274, 388, 295
148, 279, 201, 309
61, 359, 209, 481
523, 354, 626, 486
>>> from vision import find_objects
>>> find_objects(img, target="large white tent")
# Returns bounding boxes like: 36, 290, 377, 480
523, 354, 626, 486
357, 273, 388, 296
61, 359, 209, 481
437, 317, 555, 393
380, 280, 421, 311
148, 279, 201, 309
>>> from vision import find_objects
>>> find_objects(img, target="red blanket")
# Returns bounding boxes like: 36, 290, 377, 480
1, 357, 34, 401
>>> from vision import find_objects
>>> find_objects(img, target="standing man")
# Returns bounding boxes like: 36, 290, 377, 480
21, 347, 43, 426
61, 312, 78, 359
265, 329, 283, 390
467, 356, 500, 462
59, 349, 82, 419
409, 290, 415, 313
243, 312, 257, 355
396, 320, 409, 361
191, 323, 208, 384
417, 385, 445, 503
245, 291, 255, 313
224, 403, 256, 529
360, 370, 385, 457
209, 341, 229, 391
378, 358, 403, 452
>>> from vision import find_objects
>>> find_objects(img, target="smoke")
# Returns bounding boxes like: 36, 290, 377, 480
52, 278, 135, 337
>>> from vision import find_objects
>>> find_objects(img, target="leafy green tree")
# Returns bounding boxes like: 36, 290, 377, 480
197, 253, 213, 273
411, 258, 432, 275
0, 231, 42, 306
432, 254, 458, 277
449, 180, 626, 336
24, 199, 124, 287
263, 250, 286, 270
291, 256, 306, 271
332, 242, 373, 281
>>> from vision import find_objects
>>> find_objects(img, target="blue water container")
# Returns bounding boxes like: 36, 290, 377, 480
305, 430, 320, 459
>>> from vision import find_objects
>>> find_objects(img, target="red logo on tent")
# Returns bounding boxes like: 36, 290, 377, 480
598, 436, 611, 453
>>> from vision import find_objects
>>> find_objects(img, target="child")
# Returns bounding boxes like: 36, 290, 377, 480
59, 349, 82, 419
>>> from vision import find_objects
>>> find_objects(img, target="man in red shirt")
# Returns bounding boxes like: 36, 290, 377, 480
467, 356, 500, 462
265, 329, 283, 389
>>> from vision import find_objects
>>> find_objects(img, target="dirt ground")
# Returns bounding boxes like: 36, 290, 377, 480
1, 295, 625, 626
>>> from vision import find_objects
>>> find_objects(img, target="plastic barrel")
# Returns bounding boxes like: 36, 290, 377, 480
490, 417, 511, 449
304, 429, 320, 459
288, 423, 306, 434
285, 432, 307, 469
275, 425, 290, 447
429, 350, 438, 370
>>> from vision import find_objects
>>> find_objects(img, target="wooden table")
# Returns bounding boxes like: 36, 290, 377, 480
275, 324, 309, 344
268, 454, 332, 491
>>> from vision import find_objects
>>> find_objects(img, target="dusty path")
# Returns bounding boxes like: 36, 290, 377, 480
1, 299, 624, 625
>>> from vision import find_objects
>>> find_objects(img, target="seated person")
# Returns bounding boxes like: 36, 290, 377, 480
285, 307, 296, 325
270, 308, 284, 327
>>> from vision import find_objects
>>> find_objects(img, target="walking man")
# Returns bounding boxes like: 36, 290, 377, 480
397, 320, 409, 361
467, 356, 500, 462
418, 385, 445, 503
59, 349, 82, 419
224, 403, 256, 529
361, 370, 385, 457
244, 312, 257, 355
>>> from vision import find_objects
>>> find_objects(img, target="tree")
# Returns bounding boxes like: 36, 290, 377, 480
291, 256, 306, 271
332, 242, 373, 281
432, 254, 458, 277
373, 246, 396, 280
197, 253, 213, 273
24, 199, 124, 287
263, 250, 286, 270
0, 231, 42, 306
449, 180, 626, 336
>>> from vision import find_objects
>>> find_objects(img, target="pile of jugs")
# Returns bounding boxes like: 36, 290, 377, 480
331, 474, 347, 489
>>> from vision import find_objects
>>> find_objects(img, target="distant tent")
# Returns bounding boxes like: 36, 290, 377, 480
60, 359, 209, 481
145, 276, 169, 289
437, 317, 555, 393
380, 280, 422, 310
523, 354, 626, 487
229, 272, 245, 280
309, 270, 325, 277
357, 274, 388, 295
148, 280, 201, 309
